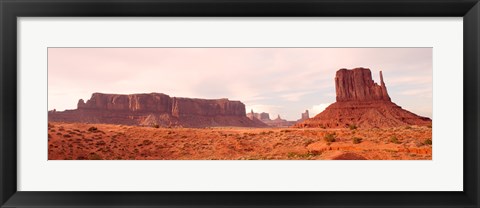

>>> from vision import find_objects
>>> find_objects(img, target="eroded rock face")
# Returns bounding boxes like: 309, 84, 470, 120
172, 97, 245, 117
296, 68, 431, 128
50, 93, 266, 128
335, 68, 390, 102
78, 93, 173, 112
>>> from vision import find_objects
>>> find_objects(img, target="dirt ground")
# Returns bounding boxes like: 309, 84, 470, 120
48, 122, 432, 160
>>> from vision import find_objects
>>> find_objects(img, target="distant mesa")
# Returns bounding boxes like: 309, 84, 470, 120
296, 67, 432, 128
49, 93, 267, 128
247, 110, 305, 127
268, 114, 296, 127
247, 110, 271, 121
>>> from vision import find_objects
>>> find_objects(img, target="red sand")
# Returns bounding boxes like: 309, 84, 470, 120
48, 122, 432, 160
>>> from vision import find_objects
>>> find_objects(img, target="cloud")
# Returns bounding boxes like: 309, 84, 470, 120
387, 75, 432, 87
399, 88, 432, 98
245, 104, 281, 114
308, 103, 332, 117
279, 91, 312, 102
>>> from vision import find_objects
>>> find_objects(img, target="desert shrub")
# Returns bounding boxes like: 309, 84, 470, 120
390, 136, 401, 144
142, 140, 153, 145
88, 153, 103, 160
348, 124, 358, 130
88, 126, 98, 132
404, 126, 412, 130
324, 133, 336, 142
427, 125, 432, 128
303, 139, 315, 146
424, 139, 432, 145
152, 124, 160, 128
352, 137, 363, 144
308, 150, 322, 156
288, 151, 321, 159
63, 134, 72, 138
287, 152, 296, 158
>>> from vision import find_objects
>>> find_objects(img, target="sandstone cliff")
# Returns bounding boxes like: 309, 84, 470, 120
335, 68, 390, 102
296, 68, 432, 128
49, 93, 267, 128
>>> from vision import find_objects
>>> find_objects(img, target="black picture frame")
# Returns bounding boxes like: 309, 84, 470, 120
1, 0, 479, 207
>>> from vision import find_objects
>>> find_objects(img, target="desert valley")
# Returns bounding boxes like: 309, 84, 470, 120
48, 68, 432, 160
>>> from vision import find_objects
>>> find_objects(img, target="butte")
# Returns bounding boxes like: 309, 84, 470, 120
296, 67, 432, 128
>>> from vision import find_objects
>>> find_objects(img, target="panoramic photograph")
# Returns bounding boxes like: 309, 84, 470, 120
48, 48, 432, 160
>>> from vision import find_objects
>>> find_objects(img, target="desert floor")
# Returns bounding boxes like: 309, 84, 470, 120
48, 122, 432, 160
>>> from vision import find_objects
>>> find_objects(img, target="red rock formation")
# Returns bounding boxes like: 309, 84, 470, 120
49, 93, 267, 128
78, 93, 173, 112
296, 68, 431, 128
297, 110, 310, 122
247, 111, 271, 121
247, 110, 296, 127
172, 97, 245, 117
335, 68, 390, 102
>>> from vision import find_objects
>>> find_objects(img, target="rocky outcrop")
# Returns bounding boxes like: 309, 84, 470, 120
267, 115, 296, 127
297, 110, 309, 122
247, 110, 296, 127
296, 68, 432, 128
247, 110, 270, 121
335, 68, 390, 102
49, 93, 267, 128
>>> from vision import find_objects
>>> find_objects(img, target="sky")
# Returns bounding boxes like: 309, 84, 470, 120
48, 48, 432, 121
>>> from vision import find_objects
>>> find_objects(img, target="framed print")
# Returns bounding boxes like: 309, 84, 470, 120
1, 0, 479, 207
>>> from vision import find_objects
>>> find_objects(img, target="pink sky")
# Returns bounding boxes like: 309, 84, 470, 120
48, 48, 432, 120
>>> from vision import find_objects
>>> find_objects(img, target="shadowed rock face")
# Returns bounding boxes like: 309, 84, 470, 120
50, 93, 266, 128
296, 68, 431, 128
